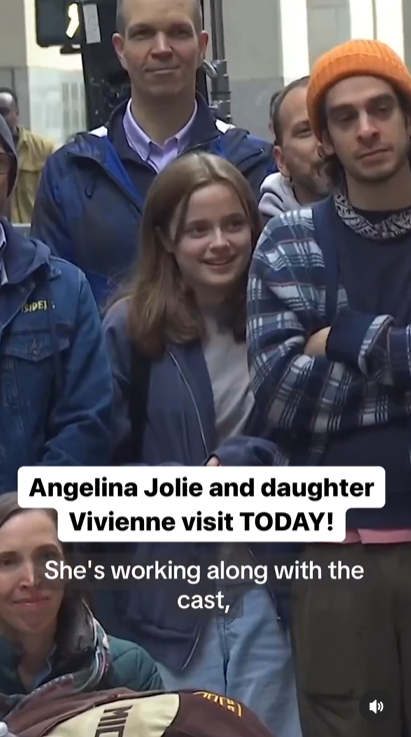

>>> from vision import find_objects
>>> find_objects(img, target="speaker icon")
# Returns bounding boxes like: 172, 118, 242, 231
360, 690, 391, 723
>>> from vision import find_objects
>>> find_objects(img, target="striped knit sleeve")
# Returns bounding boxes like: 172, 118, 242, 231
247, 214, 367, 435
329, 308, 411, 390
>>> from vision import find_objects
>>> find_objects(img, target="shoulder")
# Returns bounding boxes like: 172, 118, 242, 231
47, 256, 97, 312
103, 297, 130, 332
48, 255, 86, 288
249, 207, 326, 289
255, 206, 317, 259
106, 636, 163, 691
22, 128, 55, 159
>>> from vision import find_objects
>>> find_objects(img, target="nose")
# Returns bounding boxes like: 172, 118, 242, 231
151, 32, 173, 55
210, 227, 230, 249
19, 561, 40, 589
357, 111, 379, 141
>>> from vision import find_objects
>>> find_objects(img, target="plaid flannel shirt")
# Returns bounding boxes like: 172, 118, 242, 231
247, 206, 411, 464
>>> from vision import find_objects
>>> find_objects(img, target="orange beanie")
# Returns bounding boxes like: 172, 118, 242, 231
307, 39, 411, 140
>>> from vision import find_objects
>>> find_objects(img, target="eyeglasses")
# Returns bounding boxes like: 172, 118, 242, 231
0, 153, 13, 175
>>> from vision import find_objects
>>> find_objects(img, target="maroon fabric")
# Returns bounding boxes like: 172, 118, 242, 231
6, 689, 277, 737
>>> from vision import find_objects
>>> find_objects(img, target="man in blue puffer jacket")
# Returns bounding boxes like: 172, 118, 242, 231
30, 0, 274, 308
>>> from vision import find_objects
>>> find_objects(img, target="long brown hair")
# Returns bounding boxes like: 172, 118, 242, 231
114, 152, 262, 358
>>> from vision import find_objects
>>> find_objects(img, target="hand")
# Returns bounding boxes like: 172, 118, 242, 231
304, 327, 331, 357
207, 456, 221, 466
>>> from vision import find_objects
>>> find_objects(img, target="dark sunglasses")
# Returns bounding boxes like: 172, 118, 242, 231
0, 153, 13, 175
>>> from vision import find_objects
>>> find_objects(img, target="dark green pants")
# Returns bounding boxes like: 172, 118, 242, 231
291, 543, 411, 737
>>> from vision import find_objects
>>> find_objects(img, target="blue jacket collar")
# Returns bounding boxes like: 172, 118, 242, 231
65, 93, 252, 168
1, 219, 51, 285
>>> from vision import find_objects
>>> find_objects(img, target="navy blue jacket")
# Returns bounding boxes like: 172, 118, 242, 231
86, 299, 297, 671
0, 220, 113, 492
31, 97, 274, 307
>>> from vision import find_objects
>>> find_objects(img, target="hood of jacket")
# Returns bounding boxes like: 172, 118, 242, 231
258, 171, 299, 218
0, 114, 18, 196
1, 219, 51, 284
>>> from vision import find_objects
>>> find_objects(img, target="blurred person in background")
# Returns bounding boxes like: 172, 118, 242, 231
259, 77, 329, 221
31, 0, 274, 309
0, 113, 113, 492
0, 88, 54, 225
0, 493, 162, 710
99, 151, 301, 737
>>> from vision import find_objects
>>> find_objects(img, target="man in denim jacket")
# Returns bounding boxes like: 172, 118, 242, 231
0, 115, 113, 492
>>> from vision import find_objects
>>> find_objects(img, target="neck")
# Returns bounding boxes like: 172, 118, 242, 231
16, 628, 55, 689
345, 163, 411, 211
130, 91, 196, 146
293, 182, 324, 206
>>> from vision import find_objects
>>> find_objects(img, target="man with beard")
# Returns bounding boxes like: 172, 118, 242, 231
248, 39, 411, 737
259, 76, 329, 220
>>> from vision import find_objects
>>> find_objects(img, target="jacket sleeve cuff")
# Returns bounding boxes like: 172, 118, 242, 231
326, 308, 376, 367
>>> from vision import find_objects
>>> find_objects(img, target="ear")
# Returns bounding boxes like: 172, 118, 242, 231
112, 33, 128, 72
320, 129, 334, 157
197, 31, 209, 67
274, 145, 290, 178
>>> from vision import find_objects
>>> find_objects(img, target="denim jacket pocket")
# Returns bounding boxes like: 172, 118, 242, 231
0, 331, 70, 410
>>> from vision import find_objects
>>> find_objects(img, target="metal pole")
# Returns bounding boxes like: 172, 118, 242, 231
210, 0, 225, 59
206, 0, 231, 123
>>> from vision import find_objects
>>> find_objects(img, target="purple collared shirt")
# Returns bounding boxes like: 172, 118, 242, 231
123, 99, 197, 172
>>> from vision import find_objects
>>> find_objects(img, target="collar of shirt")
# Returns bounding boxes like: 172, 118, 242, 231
0, 221, 8, 286
123, 99, 198, 172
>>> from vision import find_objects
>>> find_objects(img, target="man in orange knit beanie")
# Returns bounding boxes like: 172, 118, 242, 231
247, 39, 411, 737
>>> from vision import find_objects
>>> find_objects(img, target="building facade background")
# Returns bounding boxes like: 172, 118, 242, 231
0, 0, 85, 146
203, 0, 411, 138
0, 0, 410, 144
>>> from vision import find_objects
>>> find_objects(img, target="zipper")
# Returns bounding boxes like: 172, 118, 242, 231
168, 350, 209, 458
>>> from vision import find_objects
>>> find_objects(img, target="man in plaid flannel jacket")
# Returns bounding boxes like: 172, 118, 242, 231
247, 39, 411, 737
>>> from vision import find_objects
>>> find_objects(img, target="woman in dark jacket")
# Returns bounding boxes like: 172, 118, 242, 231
0, 493, 162, 719
101, 152, 300, 737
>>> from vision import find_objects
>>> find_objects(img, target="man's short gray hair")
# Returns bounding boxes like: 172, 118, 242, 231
116, 0, 203, 35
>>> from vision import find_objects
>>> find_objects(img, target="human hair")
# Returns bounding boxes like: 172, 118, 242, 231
0, 493, 88, 609
0, 87, 18, 107
269, 90, 281, 127
113, 152, 262, 358
272, 76, 310, 145
116, 0, 203, 35
317, 81, 411, 187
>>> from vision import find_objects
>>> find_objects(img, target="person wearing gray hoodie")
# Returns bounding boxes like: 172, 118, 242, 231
259, 76, 329, 220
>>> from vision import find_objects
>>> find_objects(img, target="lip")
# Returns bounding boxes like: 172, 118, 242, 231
148, 68, 179, 74
14, 597, 50, 605
204, 259, 236, 267
359, 149, 389, 160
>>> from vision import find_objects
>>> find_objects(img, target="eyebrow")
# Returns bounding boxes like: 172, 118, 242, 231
328, 93, 395, 115
0, 543, 61, 556
127, 20, 194, 34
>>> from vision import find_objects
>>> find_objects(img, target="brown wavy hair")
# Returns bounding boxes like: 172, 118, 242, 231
115, 152, 262, 358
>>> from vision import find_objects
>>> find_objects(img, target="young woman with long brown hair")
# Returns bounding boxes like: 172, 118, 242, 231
100, 152, 301, 737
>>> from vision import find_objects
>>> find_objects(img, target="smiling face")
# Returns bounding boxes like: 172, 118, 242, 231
322, 75, 411, 186
275, 83, 329, 201
0, 510, 64, 639
112, 0, 208, 102
171, 182, 253, 305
